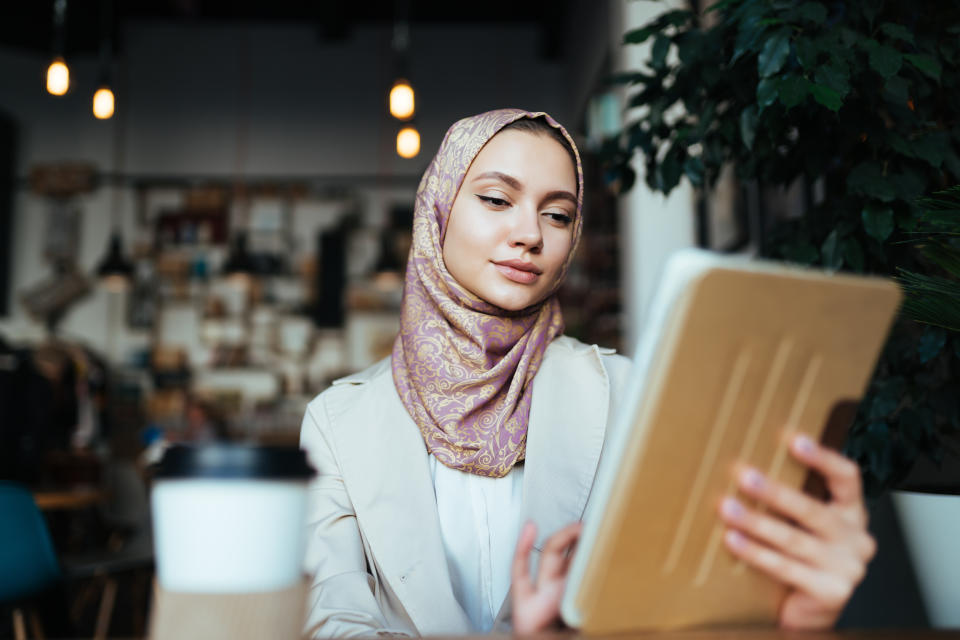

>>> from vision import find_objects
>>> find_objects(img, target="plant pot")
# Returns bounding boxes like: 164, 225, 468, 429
892, 490, 960, 628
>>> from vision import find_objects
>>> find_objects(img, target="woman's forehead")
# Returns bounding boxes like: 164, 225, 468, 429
463, 130, 577, 190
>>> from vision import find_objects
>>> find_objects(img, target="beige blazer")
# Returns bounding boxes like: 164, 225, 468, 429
299, 335, 631, 638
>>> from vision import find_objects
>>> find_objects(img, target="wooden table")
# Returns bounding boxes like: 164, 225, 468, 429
32, 486, 107, 511
500, 632, 959, 639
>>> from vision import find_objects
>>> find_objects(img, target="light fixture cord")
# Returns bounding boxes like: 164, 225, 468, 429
98, 0, 113, 85
52, 0, 67, 57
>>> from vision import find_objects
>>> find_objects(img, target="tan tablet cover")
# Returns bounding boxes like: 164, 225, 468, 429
563, 256, 901, 634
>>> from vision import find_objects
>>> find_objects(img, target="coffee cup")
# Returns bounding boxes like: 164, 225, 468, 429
151, 444, 315, 593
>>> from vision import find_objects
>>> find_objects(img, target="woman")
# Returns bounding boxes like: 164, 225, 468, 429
299, 108, 875, 637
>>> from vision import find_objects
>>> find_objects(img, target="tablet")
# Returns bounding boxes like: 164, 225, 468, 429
560, 249, 901, 633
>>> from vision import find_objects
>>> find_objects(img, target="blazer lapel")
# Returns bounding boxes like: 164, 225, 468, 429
325, 361, 472, 635
492, 340, 613, 628
522, 341, 612, 552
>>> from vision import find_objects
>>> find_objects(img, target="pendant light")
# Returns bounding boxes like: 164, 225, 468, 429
96, 231, 134, 290
389, 79, 415, 120
223, 35, 254, 281
388, 0, 416, 122
92, 0, 115, 119
222, 229, 255, 278
45, 0, 70, 96
96, 61, 132, 291
396, 126, 420, 159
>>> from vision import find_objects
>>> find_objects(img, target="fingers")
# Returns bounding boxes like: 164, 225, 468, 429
790, 434, 864, 507
718, 497, 870, 576
719, 497, 824, 566
737, 466, 838, 538
511, 521, 537, 599
723, 530, 857, 611
537, 522, 582, 585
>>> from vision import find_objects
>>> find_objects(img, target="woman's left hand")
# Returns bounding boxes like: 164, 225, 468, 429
718, 434, 876, 629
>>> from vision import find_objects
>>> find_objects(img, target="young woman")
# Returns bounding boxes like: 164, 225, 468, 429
299, 109, 875, 637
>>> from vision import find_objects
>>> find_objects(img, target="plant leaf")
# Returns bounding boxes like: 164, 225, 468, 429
624, 10, 693, 45
862, 203, 895, 243
777, 75, 808, 108
795, 36, 820, 69
651, 33, 671, 70
921, 242, 960, 280
795, 2, 827, 24
821, 229, 843, 269
886, 131, 915, 158
740, 105, 758, 149
917, 326, 947, 363
758, 28, 792, 78
683, 155, 705, 187
841, 236, 865, 272
905, 53, 942, 81
865, 40, 903, 79
756, 76, 779, 111
879, 23, 915, 44
813, 63, 851, 98
913, 132, 950, 169
848, 162, 896, 202
810, 82, 843, 111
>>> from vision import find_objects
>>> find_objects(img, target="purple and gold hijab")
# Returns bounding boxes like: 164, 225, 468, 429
391, 108, 584, 478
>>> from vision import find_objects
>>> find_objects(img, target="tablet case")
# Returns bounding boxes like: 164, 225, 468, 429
561, 249, 902, 634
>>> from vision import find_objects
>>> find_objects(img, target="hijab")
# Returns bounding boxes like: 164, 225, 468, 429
391, 108, 584, 478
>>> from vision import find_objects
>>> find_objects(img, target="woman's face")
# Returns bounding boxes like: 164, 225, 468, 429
442, 129, 577, 312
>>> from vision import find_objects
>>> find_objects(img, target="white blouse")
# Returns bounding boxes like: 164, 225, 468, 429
428, 456, 525, 632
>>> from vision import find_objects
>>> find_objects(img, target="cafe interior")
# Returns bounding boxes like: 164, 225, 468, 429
0, 0, 951, 638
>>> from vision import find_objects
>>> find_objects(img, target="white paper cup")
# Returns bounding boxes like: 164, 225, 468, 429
151, 445, 315, 593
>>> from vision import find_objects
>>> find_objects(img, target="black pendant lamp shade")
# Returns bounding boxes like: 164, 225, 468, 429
96, 231, 134, 281
222, 231, 254, 276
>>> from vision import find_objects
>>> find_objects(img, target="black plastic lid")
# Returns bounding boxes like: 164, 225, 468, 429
154, 444, 315, 480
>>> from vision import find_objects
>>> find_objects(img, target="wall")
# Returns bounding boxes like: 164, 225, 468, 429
612, 1, 696, 356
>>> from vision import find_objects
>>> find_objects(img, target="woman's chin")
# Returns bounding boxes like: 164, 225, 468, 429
478, 285, 549, 312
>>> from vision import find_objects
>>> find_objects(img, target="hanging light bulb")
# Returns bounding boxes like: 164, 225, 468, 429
47, 0, 70, 96
93, 86, 115, 119
93, 0, 116, 119
396, 126, 420, 159
389, 79, 415, 120
46, 57, 70, 96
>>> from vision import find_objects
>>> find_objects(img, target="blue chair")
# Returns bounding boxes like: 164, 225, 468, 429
0, 481, 62, 639
0, 480, 155, 640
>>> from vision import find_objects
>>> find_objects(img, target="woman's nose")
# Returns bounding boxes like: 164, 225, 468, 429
508, 206, 543, 252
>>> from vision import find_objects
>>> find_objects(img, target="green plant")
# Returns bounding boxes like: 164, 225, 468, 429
608, 0, 960, 494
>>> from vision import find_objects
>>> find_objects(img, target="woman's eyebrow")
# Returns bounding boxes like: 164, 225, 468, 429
473, 171, 523, 190
473, 171, 577, 205
542, 190, 578, 206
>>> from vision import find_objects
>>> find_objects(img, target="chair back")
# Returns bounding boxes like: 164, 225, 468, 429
0, 481, 62, 602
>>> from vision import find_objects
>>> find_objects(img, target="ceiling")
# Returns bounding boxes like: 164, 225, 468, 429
0, 0, 571, 60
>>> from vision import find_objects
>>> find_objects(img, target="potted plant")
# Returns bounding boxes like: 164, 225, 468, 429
604, 0, 959, 624
889, 184, 960, 628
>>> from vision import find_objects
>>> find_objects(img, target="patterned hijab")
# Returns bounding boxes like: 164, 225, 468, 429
391, 108, 584, 478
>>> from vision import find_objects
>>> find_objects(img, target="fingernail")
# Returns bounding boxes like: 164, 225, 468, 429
721, 497, 744, 519
794, 434, 815, 455
725, 529, 747, 549
742, 468, 765, 490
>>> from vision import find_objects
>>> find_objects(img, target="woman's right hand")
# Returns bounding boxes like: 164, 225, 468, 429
510, 520, 582, 634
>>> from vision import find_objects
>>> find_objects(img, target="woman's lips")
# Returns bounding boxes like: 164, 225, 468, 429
493, 262, 540, 284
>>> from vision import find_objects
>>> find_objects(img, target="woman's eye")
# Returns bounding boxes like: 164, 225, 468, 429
476, 195, 510, 207
545, 212, 573, 225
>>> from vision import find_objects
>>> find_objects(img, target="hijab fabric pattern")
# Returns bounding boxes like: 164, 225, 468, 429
391, 108, 584, 478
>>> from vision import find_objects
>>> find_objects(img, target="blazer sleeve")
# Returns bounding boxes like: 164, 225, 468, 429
300, 394, 415, 638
